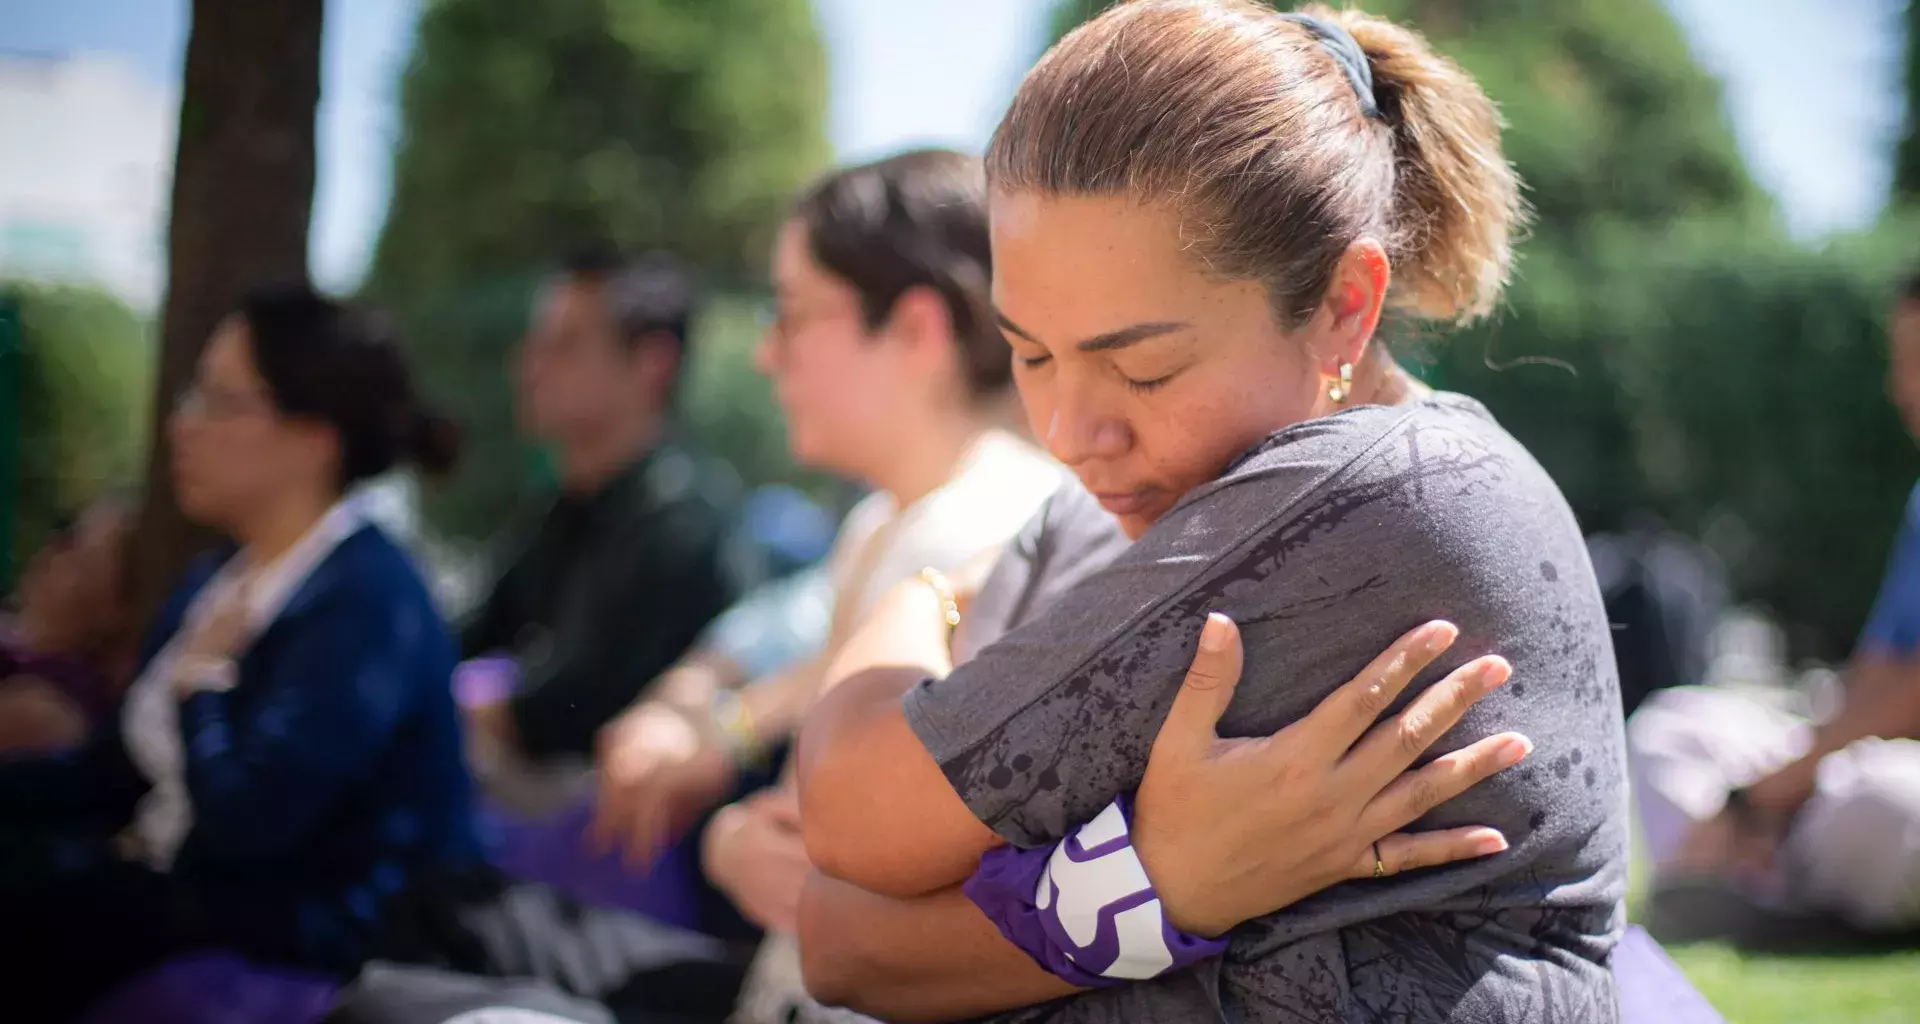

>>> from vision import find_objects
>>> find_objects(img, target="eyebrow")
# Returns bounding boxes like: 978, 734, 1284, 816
996, 311, 1190, 353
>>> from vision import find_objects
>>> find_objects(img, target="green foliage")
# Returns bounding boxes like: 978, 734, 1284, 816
1041, 0, 1766, 239
363, 0, 831, 540
1427, 222, 1920, 660
366, 0, 830, 297
1, 282, 151, 575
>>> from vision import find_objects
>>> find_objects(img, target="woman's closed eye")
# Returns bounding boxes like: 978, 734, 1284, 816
1123, 370, 1177, 394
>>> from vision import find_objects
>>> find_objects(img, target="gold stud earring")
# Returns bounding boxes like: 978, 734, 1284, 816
1328, 362, 1353, 404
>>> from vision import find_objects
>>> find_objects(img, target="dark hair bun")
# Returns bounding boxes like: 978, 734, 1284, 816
410, 410, 462, 477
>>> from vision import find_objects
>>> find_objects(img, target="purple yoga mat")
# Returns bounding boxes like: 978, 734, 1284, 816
484, 796, 707, 931
1615, 925, 1727, 1024
73, 952, 338, 1024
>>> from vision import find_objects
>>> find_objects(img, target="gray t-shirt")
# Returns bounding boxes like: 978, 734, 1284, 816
904, 393, 1627, 1023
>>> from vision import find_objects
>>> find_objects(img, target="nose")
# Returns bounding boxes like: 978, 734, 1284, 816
166, 404, 192, 450
753, 329, 782, 378
1043, 383, 1131, 468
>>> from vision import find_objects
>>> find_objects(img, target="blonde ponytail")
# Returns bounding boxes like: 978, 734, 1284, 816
1323, 5, 1529, 325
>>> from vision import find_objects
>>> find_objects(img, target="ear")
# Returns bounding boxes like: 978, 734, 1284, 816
1318, 238, 1391, 370
280, 417, 341, 482
884, 285, 959, 373
627, 330, 683, 402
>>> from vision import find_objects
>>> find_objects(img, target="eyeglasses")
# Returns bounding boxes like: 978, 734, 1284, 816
763, 300, 864, 349
173, 383, 273, 422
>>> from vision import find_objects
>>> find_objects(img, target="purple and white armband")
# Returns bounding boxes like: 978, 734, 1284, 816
963, 794, 1229, 988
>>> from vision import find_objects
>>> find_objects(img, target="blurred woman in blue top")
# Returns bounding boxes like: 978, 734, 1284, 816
0, 284, 482, 1021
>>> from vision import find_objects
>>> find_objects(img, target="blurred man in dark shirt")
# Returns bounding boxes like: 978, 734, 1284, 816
462, 250, 744, 766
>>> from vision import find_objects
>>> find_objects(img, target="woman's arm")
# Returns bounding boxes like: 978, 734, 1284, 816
179, 588, 429, 857
797, 577, 1002, 895
798, 871, 1080, 1023
799, 619, 1527, 1019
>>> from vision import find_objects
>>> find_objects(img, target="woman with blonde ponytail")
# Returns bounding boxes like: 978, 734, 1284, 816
791, 3, 1625, 1021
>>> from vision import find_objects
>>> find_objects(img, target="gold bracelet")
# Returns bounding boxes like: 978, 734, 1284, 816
917, 566, 962, 636
711, 692, 768, 769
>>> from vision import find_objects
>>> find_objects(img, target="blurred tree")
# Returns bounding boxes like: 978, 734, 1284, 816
1898, 0, 1920, 202
132, 0, 322, 626
1, 284, 150, 583
1428, 223, 1920, 660
362, 0, 831, 540
1042, 0, 1765, 241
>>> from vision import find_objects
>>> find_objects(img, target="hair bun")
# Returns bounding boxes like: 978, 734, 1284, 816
409, 410, 462, 477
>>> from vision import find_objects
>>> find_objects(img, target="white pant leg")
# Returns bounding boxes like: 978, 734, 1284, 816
1626, 687, 1811, 867
1782, 738, 1920, 930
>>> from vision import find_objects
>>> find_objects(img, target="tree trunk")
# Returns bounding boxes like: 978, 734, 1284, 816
131, 0, 324, 630
1898, 0, 1920, 204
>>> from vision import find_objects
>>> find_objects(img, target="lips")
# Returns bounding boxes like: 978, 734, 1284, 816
1092, 489, 1160, 517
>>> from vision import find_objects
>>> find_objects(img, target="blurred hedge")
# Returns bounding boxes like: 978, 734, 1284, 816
1428, 219, 1920, 661
1, 282, 151, 577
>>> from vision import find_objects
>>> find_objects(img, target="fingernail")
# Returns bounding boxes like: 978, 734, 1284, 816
1475, 830, 1510, 855
1478, 658, 1513, 690
1499, 734, 1533, 766
1200, 613, 1233, 652
1424, 622, 1459, 653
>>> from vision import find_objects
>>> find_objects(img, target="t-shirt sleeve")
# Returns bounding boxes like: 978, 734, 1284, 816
1859, 483, 1920, 657
901, 428, 1381, 848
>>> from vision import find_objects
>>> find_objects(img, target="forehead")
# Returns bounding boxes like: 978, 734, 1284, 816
200, 318, 259, 382
535, 277, 607, 324
73, 504, 130, 551
988, 190, 1261, 337
771, 219, 832, 291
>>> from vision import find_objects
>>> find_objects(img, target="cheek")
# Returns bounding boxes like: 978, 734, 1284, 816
1135, 385, 1291, 488
1012, 371, 1052, 440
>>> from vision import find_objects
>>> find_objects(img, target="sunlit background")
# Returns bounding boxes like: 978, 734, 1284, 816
4, 1, 1920, 1018
0, 0, 1907, 303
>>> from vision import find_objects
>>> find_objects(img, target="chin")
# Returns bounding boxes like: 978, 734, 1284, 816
171, 484, 218, 527
784, 428, 852, 478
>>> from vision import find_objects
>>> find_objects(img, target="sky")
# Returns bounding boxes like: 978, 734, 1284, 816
0, 0, 1908, 293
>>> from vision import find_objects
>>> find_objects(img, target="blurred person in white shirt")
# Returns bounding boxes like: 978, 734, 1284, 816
590, 153, 1062, 966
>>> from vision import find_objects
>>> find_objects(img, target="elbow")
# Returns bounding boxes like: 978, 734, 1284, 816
797, 769, 869, 888
795, 697, 872, 887
798, 767, 922, 898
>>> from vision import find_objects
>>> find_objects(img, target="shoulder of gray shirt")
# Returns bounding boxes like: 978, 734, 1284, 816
905, 392, 1622, 853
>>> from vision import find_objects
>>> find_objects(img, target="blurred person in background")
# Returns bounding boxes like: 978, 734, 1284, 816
460, 251, 746, 786
1631, 270, 1920, 932
1587, 515, 1731, 718
591, 149, 1065, 1021
0, 285, 483, 1023
0, 498, 138, 754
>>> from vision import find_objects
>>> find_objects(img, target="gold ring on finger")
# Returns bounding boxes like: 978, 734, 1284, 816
1372, 841, 1387, 879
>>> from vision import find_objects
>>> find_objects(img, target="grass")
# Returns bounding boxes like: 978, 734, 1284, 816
1628, 841, 1920, 1024
1665, 944, 1920, 1024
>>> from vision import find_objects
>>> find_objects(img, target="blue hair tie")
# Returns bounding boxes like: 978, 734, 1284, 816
1282, 13, 1382, 121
